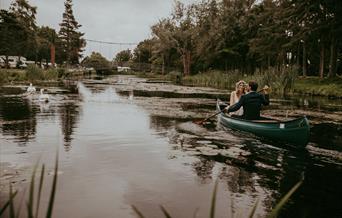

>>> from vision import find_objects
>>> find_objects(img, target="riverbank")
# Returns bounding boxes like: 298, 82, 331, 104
135, 71, 342, 98
0, 66, 87, 84
2, 69, 342, 98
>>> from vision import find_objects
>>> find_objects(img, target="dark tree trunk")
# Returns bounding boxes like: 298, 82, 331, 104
182, 50, 191, 76
186, 51, 191, 75
51, 44, 56, 68
328, 37, 337, 78
319, 43, 325, 79
302, 41, 307, 77
162, 53, 165, 75
5, 55, 9, 69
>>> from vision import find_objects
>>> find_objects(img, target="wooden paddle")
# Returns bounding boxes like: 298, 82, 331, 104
193, 85, 270, 125
193, 110, 223, 125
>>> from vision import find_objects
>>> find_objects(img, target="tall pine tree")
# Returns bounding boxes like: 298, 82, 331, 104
59, 0, 85, 65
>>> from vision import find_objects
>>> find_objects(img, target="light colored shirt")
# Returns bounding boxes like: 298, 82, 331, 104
229, 91, 244, 116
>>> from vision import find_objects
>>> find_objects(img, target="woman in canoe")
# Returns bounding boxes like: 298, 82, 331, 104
229, 80, 247, 116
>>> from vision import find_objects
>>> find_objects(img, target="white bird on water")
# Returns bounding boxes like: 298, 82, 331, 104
26, 83, 36, 94
39, 89, 49, 102
128, 90, 134, 101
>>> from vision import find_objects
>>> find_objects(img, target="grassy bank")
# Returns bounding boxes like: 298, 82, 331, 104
294, 77, 342, 97
177, 69, 341, 98
181, 67, 298, 96
0, 66, 73, 85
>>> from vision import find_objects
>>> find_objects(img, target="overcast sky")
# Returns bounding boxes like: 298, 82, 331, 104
1, 0, 197, 60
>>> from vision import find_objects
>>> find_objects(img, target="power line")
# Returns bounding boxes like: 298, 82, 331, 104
85, 39, 138, 46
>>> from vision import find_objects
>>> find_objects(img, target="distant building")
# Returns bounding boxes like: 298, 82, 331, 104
117, 66, 131, 72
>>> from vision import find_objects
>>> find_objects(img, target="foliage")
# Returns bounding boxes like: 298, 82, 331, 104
114, 49, 132, 64
26, 64, 44, 80
82, 52, 110, 70
58, 0, 86, 65
25, 65, 58, 81
250, 66, 298, 96
0, 69, 26, 84
1, 0, 69, 67
36, 26, 58, 64
0, 10, 28, 62
132, 39, 155, 63
182, 70, 244, 90
9, 0, 37, 59
0, 152, 59, 218
82, 52, 112, 74
139, 0, 341, 78
293, 76, 342, 97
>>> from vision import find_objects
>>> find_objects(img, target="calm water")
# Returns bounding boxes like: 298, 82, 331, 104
0, 78, 341, 218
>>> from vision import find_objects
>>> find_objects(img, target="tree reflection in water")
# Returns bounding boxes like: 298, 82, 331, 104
58, 100, 81, 152
0, 97, 37, 145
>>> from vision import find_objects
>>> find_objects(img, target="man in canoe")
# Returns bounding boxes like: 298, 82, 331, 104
224, 81, 269, 120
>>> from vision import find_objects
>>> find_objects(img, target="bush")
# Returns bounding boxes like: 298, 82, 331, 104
26, 64, 43, 81
0, 69, 26, 84
251, 66, 298, 96
182, 70, 244, 90
42, 69, 58, 80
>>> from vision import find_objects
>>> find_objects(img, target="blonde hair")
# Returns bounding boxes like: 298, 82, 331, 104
235, 80, 247, 94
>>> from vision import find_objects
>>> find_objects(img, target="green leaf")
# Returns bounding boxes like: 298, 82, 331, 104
35, 164, 45, 217
46, 151, 59, 218
267, 179, 303, 218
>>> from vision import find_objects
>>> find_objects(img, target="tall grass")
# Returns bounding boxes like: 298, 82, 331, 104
0, 151, 302, 218
0, 67, 60, 84
0, 152, 59, 218
182, 70, 243, 90
181, 67, 298, 96
26, 65, 58, 81
251, 66, 298, 96
0, 69, 26, 84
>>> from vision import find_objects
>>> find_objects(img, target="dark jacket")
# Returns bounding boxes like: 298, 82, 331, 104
227, 91, 269, 120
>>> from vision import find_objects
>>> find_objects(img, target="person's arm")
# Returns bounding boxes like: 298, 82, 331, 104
229, 92, 235, 106
261, 93, 270, 106
227, 95, 244, 113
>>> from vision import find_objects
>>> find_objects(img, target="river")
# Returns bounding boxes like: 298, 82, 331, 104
0, 75, 341, 218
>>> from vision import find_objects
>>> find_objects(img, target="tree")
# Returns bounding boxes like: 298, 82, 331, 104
59, 0, 86, 65
114, 49, 132, 65
9, 0, 37, 60
137, 0, 341, 77
36, 26, 58, 65
0, 10, 27, 67
82, 52, 110, 71
133, 39, 154, 63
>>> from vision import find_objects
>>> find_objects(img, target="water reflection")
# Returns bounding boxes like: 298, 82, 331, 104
277, 95, 342, 111
0, 96, 37, 145
1, 78, 341, 218
59, 101, 81, 151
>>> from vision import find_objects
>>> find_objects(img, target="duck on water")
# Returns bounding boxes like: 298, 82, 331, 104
39, 89, 49, 102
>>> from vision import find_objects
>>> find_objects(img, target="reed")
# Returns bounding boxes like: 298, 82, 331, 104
180, 67, 298, 96
132, 178, 303, 218
0, 152, 59, 218
1, 152, 302, 218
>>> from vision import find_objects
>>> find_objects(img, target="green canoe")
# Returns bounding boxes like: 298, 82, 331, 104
216, 101, 310, 147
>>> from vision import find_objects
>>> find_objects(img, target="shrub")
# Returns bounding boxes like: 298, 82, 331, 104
26, 65, 43, 81
42, 69, 58, 80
